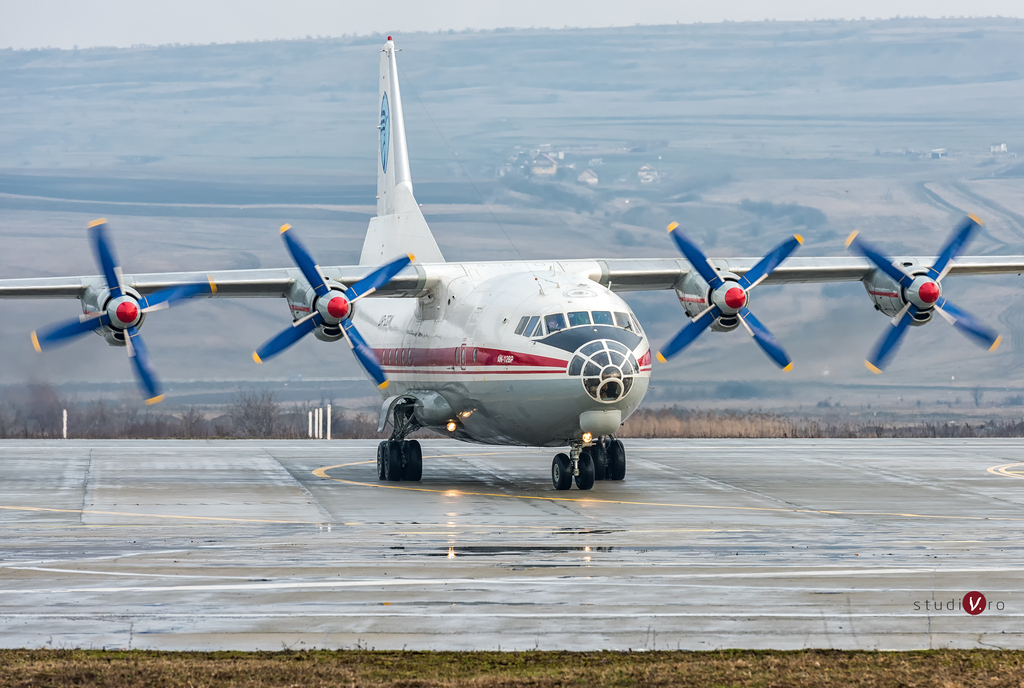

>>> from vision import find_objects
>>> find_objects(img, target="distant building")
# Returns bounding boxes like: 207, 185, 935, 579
531, 153, 558, 176
578, 169, 599, 186
991, 143, 1008, 153
637, 164, 659, 184
931, 148, 947, 159
588, 158, 603, 167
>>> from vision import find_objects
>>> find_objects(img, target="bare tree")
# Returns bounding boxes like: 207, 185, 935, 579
228, 390, 280, 437
972, 386, 984, 407
180, 406, 207, 438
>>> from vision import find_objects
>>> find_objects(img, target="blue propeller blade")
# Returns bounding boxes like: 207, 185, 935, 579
929, 215, 981, 280
88, 219, 123, 298
139, 281, 215, 312
31, 313, 109, 352
934, 297, 1001, 350
739, 235, 803, 290
344, 254, 414, 302
656, 305, 720, 362
738, 307, 792, 370
280, 224, 329, 297
341, 319, 388, 389
667, 223, 723, 289
866, 304, 917, 373
125, 326, 164, 404
846, 233, 913, 288
253, 313, 322, 363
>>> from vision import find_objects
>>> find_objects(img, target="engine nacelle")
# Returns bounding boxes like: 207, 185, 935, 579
862, 263, 933, 326
79, 284, 148, 347
674, 270, 741, 333
284, 281, 345, 342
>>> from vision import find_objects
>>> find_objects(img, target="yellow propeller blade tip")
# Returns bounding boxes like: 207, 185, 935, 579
207, 275, 218, 294
252, 352, 263, 364
378, 380, 390, 390
279, 223, 291, 234
864, 360, 883, 374
30, 331, 41, 353
145, 394, 165, 406
783, 362, 793, 372
666, 222, 679, 233
87, 218, 107, 228
990, 335, 1003, 352
968, 213, 984, 226
655, 352, 667, 363
794, 234, 804, 245
407, 253, 416, 262
844, 230, 860, 248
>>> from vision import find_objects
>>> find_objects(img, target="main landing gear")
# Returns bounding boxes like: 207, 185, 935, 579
377, 439, 422, 482
377, 399, 423, 482
551, 437, 626, 491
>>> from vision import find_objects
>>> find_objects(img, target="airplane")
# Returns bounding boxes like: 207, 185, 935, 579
2, 37, 1023, 491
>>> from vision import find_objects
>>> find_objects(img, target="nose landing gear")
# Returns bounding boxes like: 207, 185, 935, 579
551, 437, 626, 490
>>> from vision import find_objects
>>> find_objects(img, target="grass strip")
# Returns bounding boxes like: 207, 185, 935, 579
2, 648, 1024, 687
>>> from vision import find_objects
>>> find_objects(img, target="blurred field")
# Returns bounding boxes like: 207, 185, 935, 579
2, 649, 1023, 687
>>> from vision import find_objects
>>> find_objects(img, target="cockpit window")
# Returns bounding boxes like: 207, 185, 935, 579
545, 313, 567, 334
519, 310, 639, 337
567, 311, 591, 327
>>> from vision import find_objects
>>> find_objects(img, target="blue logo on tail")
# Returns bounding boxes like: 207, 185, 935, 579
380, 92, 390, 173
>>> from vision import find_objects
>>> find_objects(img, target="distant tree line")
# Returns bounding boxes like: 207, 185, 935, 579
0, 385, 379, 439
3, 387, 1023, 440
618, 407, 1024, 439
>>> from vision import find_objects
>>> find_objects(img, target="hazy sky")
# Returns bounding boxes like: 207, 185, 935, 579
2, 0, 1022, 50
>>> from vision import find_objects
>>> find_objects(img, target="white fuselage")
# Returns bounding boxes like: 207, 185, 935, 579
349, 264, 652, 446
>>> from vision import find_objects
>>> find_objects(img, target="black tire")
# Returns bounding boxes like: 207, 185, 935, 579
575, 452, 596, 490
403, 440, 423, 482
590, 442, 608, 481
385, 440, 404, 481
551, 453, 573, 491
608, 439, 626, 481
376, 441, 387, 480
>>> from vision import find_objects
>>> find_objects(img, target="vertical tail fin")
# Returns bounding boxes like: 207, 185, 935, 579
360, 36, 444, 265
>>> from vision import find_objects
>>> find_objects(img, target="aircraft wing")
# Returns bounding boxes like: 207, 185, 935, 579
0, 265, 434, 299
592, 255, 1024, 291
3, 256, 1024, 299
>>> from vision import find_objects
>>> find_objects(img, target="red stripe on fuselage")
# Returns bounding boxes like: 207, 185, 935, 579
373, 346, 568, 369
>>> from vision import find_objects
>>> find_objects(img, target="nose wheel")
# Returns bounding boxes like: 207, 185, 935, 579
551, 438, 625, 490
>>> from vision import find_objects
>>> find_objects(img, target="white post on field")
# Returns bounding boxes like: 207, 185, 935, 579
317, 408, 323, 439
62, 409, 67, 440
327, 404, 332, 441
308, 411, 313, 438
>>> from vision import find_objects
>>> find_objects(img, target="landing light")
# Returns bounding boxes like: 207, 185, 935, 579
446, 421, 457, 432
582, 432, 593, 443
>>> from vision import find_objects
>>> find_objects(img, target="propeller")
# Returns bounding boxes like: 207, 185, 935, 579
252, 224, 413, 390
846, 214, 1001, 373
30, 219, 215, 404
656, 222, 803, 369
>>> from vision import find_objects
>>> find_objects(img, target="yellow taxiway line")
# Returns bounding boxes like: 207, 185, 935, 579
314, 461, 1024, 523
988, 462, 1024, 479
